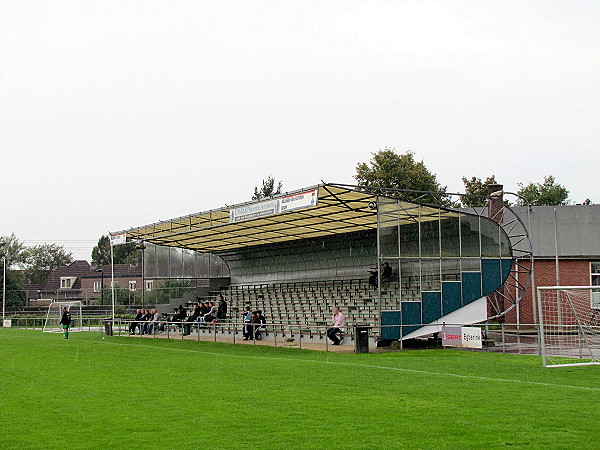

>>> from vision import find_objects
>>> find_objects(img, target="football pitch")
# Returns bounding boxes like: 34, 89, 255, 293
1, 330, 599, 449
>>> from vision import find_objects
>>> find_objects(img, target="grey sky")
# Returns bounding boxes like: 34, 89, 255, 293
1, 0, 599, 260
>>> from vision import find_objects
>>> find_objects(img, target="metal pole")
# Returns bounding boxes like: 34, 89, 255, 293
110, 242, 115, 321
376, 196, 382, 339
2, 257, 5, 320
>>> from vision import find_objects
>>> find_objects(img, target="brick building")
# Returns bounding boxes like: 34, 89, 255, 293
505, 204, 600, 325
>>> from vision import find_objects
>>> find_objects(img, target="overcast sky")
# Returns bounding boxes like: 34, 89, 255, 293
1, 0, 599, 260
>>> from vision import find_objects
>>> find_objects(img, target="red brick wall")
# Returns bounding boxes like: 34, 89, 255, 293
505, 259, 592, 324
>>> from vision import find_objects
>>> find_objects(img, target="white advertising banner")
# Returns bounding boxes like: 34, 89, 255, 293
3, 319, 12, 328
229, 189, 318, 223
229, 199, 280, 223
110, 233, 127, 246
280, 189, 318, 213
442, 326, 482, 349
460, 327, 483, 348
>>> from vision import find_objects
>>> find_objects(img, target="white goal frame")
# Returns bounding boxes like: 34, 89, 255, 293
43, 301, 84, 332
537, 286, 600, 367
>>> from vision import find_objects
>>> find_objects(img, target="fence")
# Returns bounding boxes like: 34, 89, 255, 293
2, 317, 543, 355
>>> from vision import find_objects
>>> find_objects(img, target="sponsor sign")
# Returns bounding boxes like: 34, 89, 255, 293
280, 190, 318, 213
3, 319, 12, 328
229, 199, 280, 223
441, 326, 462, 347
110, 233, 127, 246
442, 326, 482, 349
229, 189, 318, 223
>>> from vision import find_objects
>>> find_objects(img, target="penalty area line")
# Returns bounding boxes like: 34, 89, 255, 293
96, 339, 600, 393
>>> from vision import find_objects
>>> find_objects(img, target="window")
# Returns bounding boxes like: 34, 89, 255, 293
145, 280, 154, 291
129, 281, 137, 292
592, 262, 600, 287
591, 263, 600, 309
60, 277, 76, 289
93, 281, 101, 293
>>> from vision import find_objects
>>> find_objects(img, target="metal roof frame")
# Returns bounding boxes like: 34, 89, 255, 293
113, 183, 458, 254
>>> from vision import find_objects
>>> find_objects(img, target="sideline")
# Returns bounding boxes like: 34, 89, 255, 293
94, 338, 600, 393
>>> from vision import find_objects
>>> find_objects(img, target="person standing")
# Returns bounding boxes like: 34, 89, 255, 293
60, 307, 72, 340
327, 306, 346, 346
242, 306, 253, 340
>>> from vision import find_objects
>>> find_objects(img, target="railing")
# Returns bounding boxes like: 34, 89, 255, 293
2, 317, 544, 355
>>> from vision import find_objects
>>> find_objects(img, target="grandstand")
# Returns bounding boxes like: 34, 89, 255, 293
112, 183, 532, 343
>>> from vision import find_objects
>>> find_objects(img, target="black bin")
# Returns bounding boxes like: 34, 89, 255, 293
354, 324, 371, 354
103, 319, 113, 336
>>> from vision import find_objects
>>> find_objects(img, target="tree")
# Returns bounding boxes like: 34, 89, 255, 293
461, 175, 501, 207
516, 175, 570, 206
354, 148, 451, 205
91, 235, 140, 265
252, 176, 283, 201
0, 233, 26, 267
23, 244, 74, 285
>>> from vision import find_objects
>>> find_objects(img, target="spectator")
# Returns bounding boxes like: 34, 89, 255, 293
200, 302, 209, 316
142, 309, 152, 334
368, 266, 378, 288
382, 262, 393, 283
146, 308, 159, 335
217, 295, 227, 320
327, 306, 346, 346
191, 303, 202, 321
130, 309, 143, 335
175, 305, 186, 322
204, 302, 218, 324
242, 306, 253, 341
255, 310, 267, 340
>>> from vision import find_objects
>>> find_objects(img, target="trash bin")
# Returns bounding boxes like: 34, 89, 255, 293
103, 319, 113, 336
183, 322, 191, 336
354, 324, 370, 354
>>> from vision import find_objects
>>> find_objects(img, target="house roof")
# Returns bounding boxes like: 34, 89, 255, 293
28, 260, 142, 294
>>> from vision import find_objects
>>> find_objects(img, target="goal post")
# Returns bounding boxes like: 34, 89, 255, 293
43, 301, 83, 332
537, 286, 600, 367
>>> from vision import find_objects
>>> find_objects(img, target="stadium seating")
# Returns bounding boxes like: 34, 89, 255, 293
219, 277, 420, 330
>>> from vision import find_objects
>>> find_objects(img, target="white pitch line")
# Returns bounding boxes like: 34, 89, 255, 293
95, 339, 600, 393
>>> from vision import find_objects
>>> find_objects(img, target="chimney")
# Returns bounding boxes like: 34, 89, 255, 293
487, 183, 504, 223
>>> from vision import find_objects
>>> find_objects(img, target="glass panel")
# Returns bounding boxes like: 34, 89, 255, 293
460, 214, 480, 257
421, 259, 441, 291
420, 217, 440, 257
440, 216, 460, 257
500, 228, 511, 257
378, 197, 399, 258
480, 217, 501, 257
170, 247, 183, 278
441, 258, 460, 281
461, 258, 481, 272
400, 222, 420, 257
400, 258, 421, 301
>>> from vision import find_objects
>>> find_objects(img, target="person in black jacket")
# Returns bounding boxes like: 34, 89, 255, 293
217, 295, 227, 320
130, 309, 143, 335
60, 307, 72, 340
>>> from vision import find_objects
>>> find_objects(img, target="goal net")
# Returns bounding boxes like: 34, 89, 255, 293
537, 286, 600, 367
43, 301, 84, 332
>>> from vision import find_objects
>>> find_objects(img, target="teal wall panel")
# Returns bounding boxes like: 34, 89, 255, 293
461, 272, 482, 305
422, 292, 442, 324
380, 310, 401, 340
401, 302, 421, 337
442, 281, 462, 315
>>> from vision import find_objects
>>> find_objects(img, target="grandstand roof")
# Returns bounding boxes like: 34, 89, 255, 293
113, 184, 457, 253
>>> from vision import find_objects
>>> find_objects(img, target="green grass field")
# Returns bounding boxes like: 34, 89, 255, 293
1, 329, 599, 449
